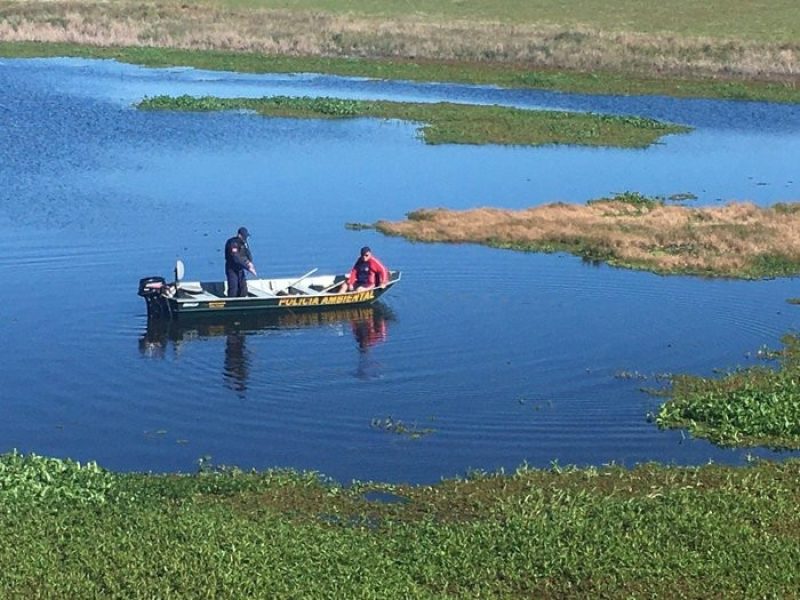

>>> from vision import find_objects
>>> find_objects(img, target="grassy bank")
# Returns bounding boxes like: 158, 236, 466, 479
2, 451, 800, 598
658, 334, 800, 449
3, 42, 798, 104
374, 194, 800, 279
1, 0, 799, 103
138, 94, 688, 147
215, 0, 800, 42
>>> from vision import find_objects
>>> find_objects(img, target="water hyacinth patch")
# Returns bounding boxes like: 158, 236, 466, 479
0, 450, 118, 508
657, 333, 800, 448
137, 94, 689, 148
1, 454, 800, 597
370, 416, 435, 439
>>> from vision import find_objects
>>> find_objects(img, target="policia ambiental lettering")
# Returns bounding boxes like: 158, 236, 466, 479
278, 290, 375, 308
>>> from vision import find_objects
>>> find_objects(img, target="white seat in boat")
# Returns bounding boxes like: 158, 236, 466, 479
177, 281, 223, 301
178, 282, 204, 293
188, 291, 221, 301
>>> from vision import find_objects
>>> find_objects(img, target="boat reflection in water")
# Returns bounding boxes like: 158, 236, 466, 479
138, 303, 394, 390
350, 305, 390, 380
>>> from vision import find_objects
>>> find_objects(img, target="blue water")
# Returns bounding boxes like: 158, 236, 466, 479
1, 57, 799, 483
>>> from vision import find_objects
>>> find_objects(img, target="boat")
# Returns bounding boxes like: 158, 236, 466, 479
138, 261, 401, 319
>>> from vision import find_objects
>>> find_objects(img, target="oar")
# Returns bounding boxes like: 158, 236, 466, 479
274, 268, 318, 295
320, 276, 347, 293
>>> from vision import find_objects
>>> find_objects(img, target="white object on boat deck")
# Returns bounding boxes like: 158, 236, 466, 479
178, 281, 204, 293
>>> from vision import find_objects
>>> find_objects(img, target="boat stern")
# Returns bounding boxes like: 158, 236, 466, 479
138, 276, 173, 318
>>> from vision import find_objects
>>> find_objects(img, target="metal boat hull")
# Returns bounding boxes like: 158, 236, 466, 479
139, 271, 401, 319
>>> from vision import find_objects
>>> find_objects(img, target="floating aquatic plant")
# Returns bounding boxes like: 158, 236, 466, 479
370, 416, 435, 439
657, 333, 800, 448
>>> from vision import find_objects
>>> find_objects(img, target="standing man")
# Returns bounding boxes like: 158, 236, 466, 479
225, 227, 257, 297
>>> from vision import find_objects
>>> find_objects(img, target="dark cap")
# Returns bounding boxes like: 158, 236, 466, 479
360, 246, 371, 256
238, 227, 250, 239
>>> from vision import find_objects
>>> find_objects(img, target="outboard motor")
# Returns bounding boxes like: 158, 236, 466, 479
138, 276, 169, 318
138, 276, 166, 298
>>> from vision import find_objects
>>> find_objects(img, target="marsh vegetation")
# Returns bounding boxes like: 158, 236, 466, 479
138, 95, 688, 147
658, 334, 800, 449
375, 194, 800, 279
2, 451, 800, 598
1, 0, 799, 102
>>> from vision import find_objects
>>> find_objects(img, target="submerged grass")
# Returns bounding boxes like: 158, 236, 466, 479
657, 334, 800, 449
137, 94, 688, 147
375, 194, 800, 279
2, 450, 800, 597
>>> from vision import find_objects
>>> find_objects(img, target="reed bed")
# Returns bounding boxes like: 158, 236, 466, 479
0, 0, 797, 84
375, 194, 800, 278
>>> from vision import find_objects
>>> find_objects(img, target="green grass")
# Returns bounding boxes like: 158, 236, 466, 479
216, 0, 800, 43
2, 42, 798, 104
658, 333, 800, 448
2, 450, 800, 598
587, 190, 665, 212
137, 94, 689, 147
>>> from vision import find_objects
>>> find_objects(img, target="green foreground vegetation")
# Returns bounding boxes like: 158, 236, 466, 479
2, 451, 800, 598
137, 95, 687, 147
2, 42, 798, 104
659, 333, 800, 449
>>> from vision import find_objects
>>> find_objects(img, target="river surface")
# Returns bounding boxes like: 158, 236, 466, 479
1, 57, 799, 483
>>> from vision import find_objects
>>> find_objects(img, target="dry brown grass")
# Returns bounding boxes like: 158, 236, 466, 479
0, 0, 797, 82
376, 200, 800, 278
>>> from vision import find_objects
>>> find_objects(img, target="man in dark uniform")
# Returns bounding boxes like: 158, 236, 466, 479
224, 227, 257, 297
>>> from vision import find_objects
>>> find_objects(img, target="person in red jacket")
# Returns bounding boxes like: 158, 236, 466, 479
336, 246, 389, 293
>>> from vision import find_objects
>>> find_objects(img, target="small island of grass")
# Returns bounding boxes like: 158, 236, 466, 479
374, 193, 800, 279
137, 94, 689, 147
657, 333, 800, 449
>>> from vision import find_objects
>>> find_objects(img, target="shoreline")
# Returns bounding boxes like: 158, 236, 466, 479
2, 41, 799, 105
1, 0, 797, 78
